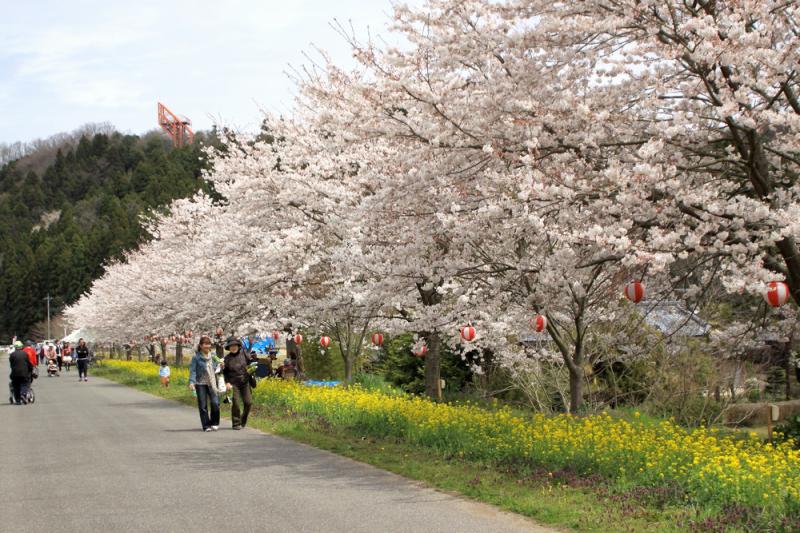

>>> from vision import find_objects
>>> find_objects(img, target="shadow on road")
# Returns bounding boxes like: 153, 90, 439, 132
159, 436, 451, 504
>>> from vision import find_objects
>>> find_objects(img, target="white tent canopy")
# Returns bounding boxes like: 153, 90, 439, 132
62, 328, 99, 343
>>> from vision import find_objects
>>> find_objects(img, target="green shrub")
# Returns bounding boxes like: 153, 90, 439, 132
352, 372, 405, 396
775, 415, 800, 448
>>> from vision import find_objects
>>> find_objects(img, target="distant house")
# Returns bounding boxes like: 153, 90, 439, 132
638, 300, 710, 338
520, 300, 709, 346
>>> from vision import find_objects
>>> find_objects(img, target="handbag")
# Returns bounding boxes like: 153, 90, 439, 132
217, 374, 227, 395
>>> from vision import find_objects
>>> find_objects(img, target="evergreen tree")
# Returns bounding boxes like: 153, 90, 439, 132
0, 129, 214, 339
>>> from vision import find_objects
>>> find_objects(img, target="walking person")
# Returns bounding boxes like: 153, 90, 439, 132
45, 343, 57, 367
9, 341, 33, 405
188, 335, 221, 432
55, 341, 63, 372
23, 341, 37, 368
75, 338, 91, 382
222, 336, 254, 430
62, 342, 73, 372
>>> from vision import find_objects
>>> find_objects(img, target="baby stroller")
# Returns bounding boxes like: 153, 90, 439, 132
8, 379, 35, 404
47, 359, 60, 377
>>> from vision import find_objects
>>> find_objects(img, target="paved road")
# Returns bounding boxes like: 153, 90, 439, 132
0, 355, 554, 533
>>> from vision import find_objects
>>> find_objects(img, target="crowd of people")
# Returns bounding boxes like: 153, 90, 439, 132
7, 337, 92, 404
8, 331, 301, 433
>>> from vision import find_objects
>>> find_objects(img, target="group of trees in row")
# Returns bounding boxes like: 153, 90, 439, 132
66, 0, 799, 413
0, 127, 213, 339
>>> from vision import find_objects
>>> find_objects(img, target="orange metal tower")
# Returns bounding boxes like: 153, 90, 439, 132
157, 102, 195, 147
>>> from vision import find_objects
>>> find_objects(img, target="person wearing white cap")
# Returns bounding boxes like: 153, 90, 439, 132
9, 341, 33, 404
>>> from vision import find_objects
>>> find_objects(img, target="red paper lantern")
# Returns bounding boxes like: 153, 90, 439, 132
623, 281, 645, 303
320, 336, 331, 348
294, 334, 303, 345
531, 314, 547, 332
170, 335, 176, 342
371, 333, 384, 347
215, 327, 223, 337
413, 345, 428, 357
764, 281, 790, 307
460, 326, 476, 342
186, 330, 193, 339
179, 335, 186, 344
272, 330, 281, 341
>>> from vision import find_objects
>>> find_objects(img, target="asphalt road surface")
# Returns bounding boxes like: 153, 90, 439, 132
0, 355, 554, 533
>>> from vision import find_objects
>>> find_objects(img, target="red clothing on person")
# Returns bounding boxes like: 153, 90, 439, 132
23, 346, 37, 366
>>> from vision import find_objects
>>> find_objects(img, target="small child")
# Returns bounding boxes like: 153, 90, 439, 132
159, 360, 171, 387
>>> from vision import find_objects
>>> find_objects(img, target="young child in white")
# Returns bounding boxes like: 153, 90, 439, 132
159, 360, 171, 387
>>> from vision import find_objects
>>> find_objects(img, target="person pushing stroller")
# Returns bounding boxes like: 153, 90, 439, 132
9, 341, 34, 404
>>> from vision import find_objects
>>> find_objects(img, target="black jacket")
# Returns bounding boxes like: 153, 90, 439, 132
223, 350, 250, 386
9, 349, 33, 380
75, 345, 90, 361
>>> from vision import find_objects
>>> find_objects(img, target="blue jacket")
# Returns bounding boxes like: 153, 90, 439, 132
188, 351, 220, 386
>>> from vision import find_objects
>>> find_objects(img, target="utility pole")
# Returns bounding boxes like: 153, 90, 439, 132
43, 293, 52, 340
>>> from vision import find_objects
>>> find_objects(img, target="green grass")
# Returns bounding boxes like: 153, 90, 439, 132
93, 362, 764, 532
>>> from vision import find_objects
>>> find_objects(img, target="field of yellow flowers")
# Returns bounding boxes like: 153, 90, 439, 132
102, 360, 800, 518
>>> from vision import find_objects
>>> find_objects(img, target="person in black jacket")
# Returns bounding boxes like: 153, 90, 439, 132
222, 336, 253, 430
75, 338, 91, 382
9, 341, 33, 404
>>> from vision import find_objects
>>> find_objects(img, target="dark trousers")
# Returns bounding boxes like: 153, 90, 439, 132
11, 377, 29, 404
231, 382, 252, 428
195, 385, 220, 429
57, 356, 63, 371
77, 360, 89, 379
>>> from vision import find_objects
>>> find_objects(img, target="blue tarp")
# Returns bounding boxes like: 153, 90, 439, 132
305, 380, 341, 387
242, 336, 276, 355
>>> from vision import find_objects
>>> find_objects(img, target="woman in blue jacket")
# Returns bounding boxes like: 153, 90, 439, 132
188, 335, 221, 431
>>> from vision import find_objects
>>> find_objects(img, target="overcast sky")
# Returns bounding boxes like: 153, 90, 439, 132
0, 0, 418, 144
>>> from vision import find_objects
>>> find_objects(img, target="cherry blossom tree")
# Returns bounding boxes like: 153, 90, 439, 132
67, 0, 798, 412
291, 0, 798, 409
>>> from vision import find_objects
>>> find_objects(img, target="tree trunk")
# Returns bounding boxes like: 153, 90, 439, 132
417, 279, 444, 400
136, 345, 142, 362
424, 332, 442, 400
159, 342, 167, 363
125, 345, 132, 361
175, 342, 183, 366
568, 365, 584, 414
147, 343, 155, 363
344, 355, 354, 382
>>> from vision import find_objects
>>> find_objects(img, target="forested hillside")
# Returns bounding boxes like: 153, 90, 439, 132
0, 130, 213, 340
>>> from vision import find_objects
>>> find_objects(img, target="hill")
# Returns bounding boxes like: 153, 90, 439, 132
0, 128, 215, 340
